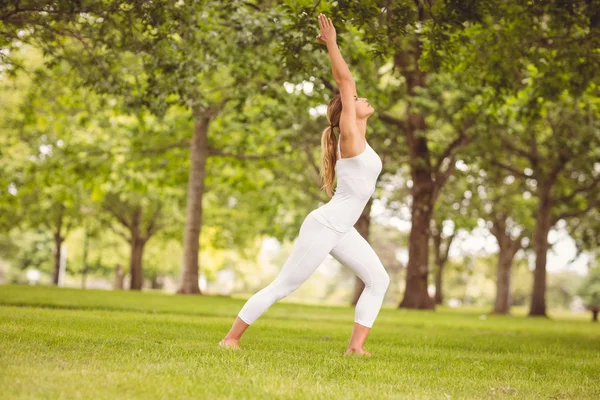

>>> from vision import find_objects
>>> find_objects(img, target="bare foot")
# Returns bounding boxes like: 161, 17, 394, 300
345, 347, 372, 356
218, 338, 240, 349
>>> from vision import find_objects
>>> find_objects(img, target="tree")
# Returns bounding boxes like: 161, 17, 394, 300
425, 0, 600, 103
463, 159, 535, 314
425, 0, 600, 316
8, 63, 93, 284
482, 90, 600, 317
288, 2, 475, 309
1, 0, 297, 294
430, 169, 478, 305
577, 264, 600, 322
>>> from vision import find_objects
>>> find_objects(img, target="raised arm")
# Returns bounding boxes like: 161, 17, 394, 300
317, 14, 361, 145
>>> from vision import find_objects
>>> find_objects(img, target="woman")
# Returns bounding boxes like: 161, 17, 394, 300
219, 14, 389, 356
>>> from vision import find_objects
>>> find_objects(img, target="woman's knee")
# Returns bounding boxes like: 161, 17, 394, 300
269, 281, 298, 301
359, 263, 390, 291
370, 268, 390, 295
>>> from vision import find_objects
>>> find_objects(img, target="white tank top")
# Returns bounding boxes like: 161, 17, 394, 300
313, 138, 383, 233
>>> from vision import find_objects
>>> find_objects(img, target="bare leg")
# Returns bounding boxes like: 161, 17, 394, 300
345, 322, 372, 356
218, 316, 249, 349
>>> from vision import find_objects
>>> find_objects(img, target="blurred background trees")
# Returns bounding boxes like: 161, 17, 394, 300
0, 0, 598, 319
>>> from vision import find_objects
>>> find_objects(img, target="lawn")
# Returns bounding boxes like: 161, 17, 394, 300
1, 285, 598, 399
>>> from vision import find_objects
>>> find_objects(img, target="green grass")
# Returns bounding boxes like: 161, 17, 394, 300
1, 285, 598, 399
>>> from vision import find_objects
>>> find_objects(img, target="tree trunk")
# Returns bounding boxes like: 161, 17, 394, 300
493, 250, 514, 314
150, 275, 162, 289
432, 232, 444, 305
529, 195, 552, 317
432, 225, 454, 305
400, 177, 435, 309
400, 109, 435, 309
395, 3, 435, 310
490, 218, 523, 315
127, 205, 145, 290
434, 262, 443, 305
178, 112, 210, 294
592, 307, 598, 323
351, 199, 372, 305
114, 264, 124, 290
52, 232, 64, 285
129, 236, 146, 290
81, 227, 89, 289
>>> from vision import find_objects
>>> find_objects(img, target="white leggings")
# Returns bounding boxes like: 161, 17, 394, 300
237, 210, 390, 328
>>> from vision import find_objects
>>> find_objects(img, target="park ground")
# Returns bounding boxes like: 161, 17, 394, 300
0, 285, 598, 400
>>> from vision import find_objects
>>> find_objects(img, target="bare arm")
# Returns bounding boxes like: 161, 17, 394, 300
326, 43, 354, 85
317, 14, 361, 153
317, 14, 355, 85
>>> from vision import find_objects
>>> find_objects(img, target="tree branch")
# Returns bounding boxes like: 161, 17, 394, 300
442, 231, 456, 264
97, 211, 130, 242
491, 160, 530, 179
501, 137, 538, 164
319, 76, 338, 93
139, 140, 190, 154
553, 197, 600, 224
103, 202, 132, 231
432, 153, 457, 201
557, 175, 600, 203
433, 133, 465, 176
378, 112, 407, 130
547, 152, 570, 185
207, 147, 281, 159
529, 132, 539, 169
511, 230, 528, 255
145, 204, 163, 239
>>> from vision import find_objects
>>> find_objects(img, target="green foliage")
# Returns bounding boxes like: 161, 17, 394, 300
424, 0, 600, 103
63, 225, 128, 279
577, 264, 600, 307
1, 0, 598, 300
0, 228, 54, 282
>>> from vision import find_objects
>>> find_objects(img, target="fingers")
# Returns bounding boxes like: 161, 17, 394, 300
318, 13, 331, 29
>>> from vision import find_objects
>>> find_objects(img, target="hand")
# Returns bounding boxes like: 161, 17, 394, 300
316, 13, 336, 45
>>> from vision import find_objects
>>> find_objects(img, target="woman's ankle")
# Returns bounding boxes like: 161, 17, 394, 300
346, 346, 365, 351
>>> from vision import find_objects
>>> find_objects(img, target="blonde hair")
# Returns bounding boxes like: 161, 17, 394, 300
320, 94, 343, 197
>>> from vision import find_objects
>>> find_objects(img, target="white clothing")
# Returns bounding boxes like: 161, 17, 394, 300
237, 138, 388, 328
312, 139, 383, 233
237, 210, 390, 328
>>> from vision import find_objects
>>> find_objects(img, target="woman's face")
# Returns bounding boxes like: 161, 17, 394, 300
354, 94, 374, 119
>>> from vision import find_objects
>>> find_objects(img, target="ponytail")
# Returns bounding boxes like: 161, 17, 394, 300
320, 125, 338, 197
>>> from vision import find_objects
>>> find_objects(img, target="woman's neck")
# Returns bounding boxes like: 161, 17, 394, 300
356, 118, 367, 138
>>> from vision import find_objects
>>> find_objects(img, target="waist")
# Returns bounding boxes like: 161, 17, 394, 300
313, 194, 371, 233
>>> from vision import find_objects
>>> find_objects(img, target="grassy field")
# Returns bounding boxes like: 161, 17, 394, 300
1, 285, 598, 399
